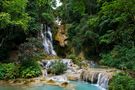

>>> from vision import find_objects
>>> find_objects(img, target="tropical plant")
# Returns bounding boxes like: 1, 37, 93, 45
109, 73, 135, 90
19, 60, 41, 78
50, 61, 67, 75
0, 63, 18, 79
100, 46, 135, 71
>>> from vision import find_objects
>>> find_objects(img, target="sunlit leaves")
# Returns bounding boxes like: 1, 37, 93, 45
1, 0, 30, 30
42, 12, 54, 24
99, 30, 115, 44
0, 12, 11, 28
2, 0, 28, 14
11, 13, 31, 30
36, 0, 50, 7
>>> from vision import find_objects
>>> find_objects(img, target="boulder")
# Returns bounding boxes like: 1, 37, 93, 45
60, 82, 68, 87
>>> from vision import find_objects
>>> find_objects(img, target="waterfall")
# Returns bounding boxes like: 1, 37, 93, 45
91, 72, 98, 83
41, 24, 56, 55
97, 73, 109, 89
42, 59, 73, 70
44, 69, 48, 77
81, 70, 109, 90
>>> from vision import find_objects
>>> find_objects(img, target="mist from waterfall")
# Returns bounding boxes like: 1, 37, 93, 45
41, 24, 56, 56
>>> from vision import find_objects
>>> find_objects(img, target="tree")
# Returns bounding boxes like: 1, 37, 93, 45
0, 0, 30, 59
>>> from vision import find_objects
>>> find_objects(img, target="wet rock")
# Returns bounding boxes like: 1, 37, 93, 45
46, 79, 56, 84
81, 68, 117, 89
60, 82, 68, 87
67, 74, 80, 81
23, 80, 30, 85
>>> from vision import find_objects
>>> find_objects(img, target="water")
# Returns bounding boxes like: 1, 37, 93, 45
71, 81, 101, 90
49, 75, 68, 82
81, 71, 109, 90
97, 73, 109, 89
41, 24, 56, 56
0, 81, 100, 90
0, 85, 63, 90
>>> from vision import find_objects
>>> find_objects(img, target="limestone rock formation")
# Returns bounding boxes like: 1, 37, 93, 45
55, 25, 67, 47
81, 68, 117, 89
60, 82, 69, 87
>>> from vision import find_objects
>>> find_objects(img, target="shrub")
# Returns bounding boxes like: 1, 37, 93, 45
109, 73, 135, 90
0, 63, 18, 80
18, 37, 45, 63
18, 38, 42, 78
50, 61, 67, 75
19, 60, 41, 78
67, 54, 84, 68
0, 60, 42, 79
100, 46, 135, 71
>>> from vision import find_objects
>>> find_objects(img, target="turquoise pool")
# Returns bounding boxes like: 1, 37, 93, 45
0, 81, 101, 90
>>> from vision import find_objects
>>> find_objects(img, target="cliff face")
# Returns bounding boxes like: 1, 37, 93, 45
55, 25, 67, 47
54, 24, 85, 59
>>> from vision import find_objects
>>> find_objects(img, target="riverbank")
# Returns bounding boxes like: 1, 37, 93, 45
0, 66, 119, 89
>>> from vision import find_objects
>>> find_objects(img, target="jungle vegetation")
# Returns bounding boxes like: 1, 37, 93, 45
0, 0, 135, 89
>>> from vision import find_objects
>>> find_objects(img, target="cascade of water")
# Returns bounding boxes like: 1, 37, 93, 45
45, 60, 54, 69
61, 59, 73, 69
43, 59, 74, 70
41, 69, 48, 77
50, 75, 68, 82
97, 73, 109, 89
97, 73, 102, 85
85, 73, 89, 82
91, 73, 95, 83
41, 24, 56, 55
45, 70, 48, 77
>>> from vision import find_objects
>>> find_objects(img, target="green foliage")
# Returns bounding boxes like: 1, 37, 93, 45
1, 0, 30, 30
1, 1, 135, 87
0, 60, 41, 80
18, 38, 43, 78
58, 0, 99, 59
29, 0, 54, 23
98, 0, 135, 45
0, 0, 54, 58
42, 12, 54, 24
0, 0, 30, 58
62, 0, 135, 61
72, 0, 85, 16
95, 0, 135, 73
67, 54, 83, 67
67, 16, 99, 59
36, 0, 50, 7
109, 73, 135, 90
57, 0, 85, 23
101, 46, 135, 71
19, 60, 41, 78
0, 63, 18, 80
0, 12, 11, 28
26, 0, 55, 34
50, 61, 67, 75
2, 0, 28, 13
18, 37, 44, 62
84, 0, 98, 15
